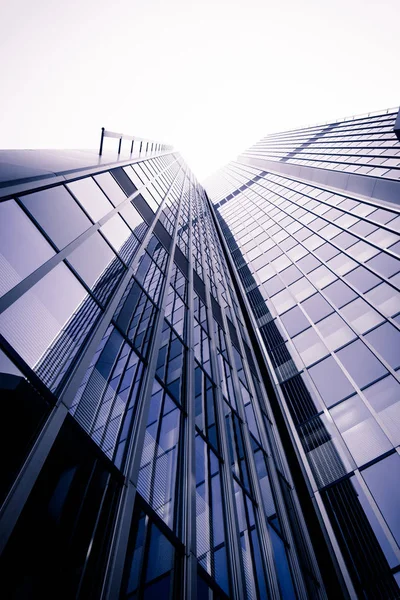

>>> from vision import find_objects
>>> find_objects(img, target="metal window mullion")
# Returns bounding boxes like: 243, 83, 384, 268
180, 179, 198, 600
209, 194, 338, 597
100, 164, 188, 599
204, 197, 290, 599
0, 157, 181, 316
194, 192, 246, 600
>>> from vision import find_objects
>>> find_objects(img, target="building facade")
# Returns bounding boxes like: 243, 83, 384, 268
0, 143, 326, 599
205, 107, 400, 598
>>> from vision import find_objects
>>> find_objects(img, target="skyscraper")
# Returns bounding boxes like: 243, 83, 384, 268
205, 107, 400, 598
0, 106, 399, 600
0, 141, 325, 599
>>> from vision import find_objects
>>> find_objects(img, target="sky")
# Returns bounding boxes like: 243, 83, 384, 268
0, 0, 399, 180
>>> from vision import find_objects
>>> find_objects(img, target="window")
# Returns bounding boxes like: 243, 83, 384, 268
20, 185, 91, 249
340, 298, 384, 334
67, 177, 114, 222
94, 171, 127, 206
363, 453, 400, 546
301, 293, 334, 323
345, 266, 381, 294
0, 200, 55, 297
363, 376, 400, 445
67, 232, 124, 305
297, 254, 321, 274
365, 322, 400, 370
308, 265, 337, 289
330, 396, 391, 466
292, 328, 328, 366
280, 306, 310, 337
316, 313, 355, 350
336, 340, 388, 389
289, 277, 316, 302
309, 356, 355, 407
366, 252, 400, 279
323, 280, 357, 308
365, 283, 400, 317
0, 263, 99, 386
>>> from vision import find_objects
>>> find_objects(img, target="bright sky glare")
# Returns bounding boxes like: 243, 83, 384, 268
0, 0, 399, 180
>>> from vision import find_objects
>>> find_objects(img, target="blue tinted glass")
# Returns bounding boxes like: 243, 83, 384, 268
269, 526, 296, 599
345, 266, 381, 294
280, 306, 310, 337
0, 200, 55, 296
366, 252, 400, 279
336, 340, 388, 389
94, 171, 127, 206
363, 453, 400, 546
145, 526, 174, 582
20, 185, 91, 249
301, 293, 334, 322
309, 356, 355, 407
67, 177, 114, 222
365, 322, 400, 370
323, 279, 357, 308
67, 232, 124, 304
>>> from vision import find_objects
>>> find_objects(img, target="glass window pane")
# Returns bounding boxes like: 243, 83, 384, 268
336, 340, 388, 389
0, 200, 55, 297
323, 280, 357, 308
340, 297, 384, 334
269, 289, 295, 314
20, 186, 91, 249
365, 322, 400, 370
345, 266, 381, 294
363, 376, 400, 445
67, 177, 114, 222
363, 453, 400, 546
316, 313, 356, 351
120, 203, 147, 239
94, 172, 127, 206
330, 396, 391, 466
309, 356, 355, 407
365, 283, 400, 318
280, 306, 310, 337
308, 265, 337, 289
326, 253, 358, 276
301, 293, 334, 323
292, 328, 328, 366
366, 252, 400, 279
67, 232, 124, 305
289, 277, 316, 302
100, 214, 139, 263
0, 263, 97, 376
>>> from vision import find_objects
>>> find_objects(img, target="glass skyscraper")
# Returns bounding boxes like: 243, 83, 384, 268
0, 107, 399, 599
205, 107, 400, 598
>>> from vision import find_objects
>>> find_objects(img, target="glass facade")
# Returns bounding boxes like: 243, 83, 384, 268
206, 107, 400, 598
0, 144, 325, 599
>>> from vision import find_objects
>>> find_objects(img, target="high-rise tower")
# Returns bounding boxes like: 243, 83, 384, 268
205, 107, 400, 598
0, 140, 325, 599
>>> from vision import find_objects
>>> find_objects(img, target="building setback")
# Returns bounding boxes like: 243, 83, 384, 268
0, 106, 399, 599
205, 107, 400, 598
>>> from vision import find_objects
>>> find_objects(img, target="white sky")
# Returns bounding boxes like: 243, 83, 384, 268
0, 0, 399, 180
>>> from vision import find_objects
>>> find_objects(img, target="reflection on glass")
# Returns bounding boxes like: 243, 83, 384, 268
67, 177, 114, 222
363, 453, 400, 546
20, 185, 91, 249
0, 200, 55, 297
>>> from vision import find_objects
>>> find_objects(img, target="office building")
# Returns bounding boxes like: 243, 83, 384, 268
0, 106, 399, 599
205, 107, 400, 598
0, 139, 325, 599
